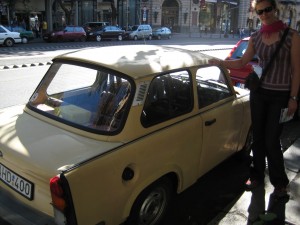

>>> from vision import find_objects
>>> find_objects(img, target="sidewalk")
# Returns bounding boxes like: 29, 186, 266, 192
208, 120, 300, 225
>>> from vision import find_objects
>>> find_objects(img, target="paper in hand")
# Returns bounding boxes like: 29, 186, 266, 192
279, 108, 294, 123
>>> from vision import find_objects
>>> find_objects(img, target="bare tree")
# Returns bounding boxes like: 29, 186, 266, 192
110, 0, 117, 25
55, 0, 78, 25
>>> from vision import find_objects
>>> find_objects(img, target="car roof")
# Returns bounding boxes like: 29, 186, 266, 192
54, 45, 212, 79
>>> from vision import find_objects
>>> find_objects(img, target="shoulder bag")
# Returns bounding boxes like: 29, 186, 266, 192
245, 28, 289, 91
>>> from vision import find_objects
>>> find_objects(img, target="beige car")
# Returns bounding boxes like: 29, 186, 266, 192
0, 45, 251, 225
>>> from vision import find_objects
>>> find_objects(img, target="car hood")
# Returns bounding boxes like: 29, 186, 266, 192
0, 105, 123, 177
8, 31, 20, 37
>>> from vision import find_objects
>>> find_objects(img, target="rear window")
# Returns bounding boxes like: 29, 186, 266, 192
28, 62, 133, 134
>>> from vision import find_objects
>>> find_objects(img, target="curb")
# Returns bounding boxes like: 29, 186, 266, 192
0, 62, 52, 70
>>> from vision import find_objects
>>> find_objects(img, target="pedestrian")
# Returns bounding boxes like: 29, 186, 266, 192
209, 0, 300, 197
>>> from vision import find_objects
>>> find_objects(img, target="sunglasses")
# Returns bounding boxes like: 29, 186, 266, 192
256, 6, 273, 15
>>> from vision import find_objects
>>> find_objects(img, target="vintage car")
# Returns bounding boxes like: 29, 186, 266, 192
0, 45, 251, 225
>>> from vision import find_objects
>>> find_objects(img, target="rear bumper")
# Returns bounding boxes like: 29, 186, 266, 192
0, 186, 56, 225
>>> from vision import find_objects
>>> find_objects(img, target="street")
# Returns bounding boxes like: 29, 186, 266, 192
0, 37, 299, 225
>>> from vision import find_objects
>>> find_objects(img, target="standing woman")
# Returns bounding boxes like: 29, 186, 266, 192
210, 0, 300, 196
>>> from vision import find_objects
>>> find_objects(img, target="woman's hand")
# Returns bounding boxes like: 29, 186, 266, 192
208, 59, 222, 66
287, 98, 298, 116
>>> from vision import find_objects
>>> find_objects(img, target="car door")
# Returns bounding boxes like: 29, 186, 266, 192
0, 26, 7, 44
195, 66, 244, 176
105, 26, 113, 39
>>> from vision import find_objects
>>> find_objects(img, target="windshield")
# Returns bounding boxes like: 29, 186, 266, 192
131, 25, 139, 31
28, 62, 132, 133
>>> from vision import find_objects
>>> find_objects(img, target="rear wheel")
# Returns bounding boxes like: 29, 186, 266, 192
4, 38, 14, 47
21, 37, 29, 44
126, 178, 173, 225
157, 35, 161, 40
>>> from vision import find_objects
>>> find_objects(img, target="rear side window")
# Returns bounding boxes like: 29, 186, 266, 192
196, 66, 233, 108
141, 70, 193, 127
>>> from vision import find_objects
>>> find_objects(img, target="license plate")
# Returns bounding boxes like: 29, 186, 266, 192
0, 163, 34, 200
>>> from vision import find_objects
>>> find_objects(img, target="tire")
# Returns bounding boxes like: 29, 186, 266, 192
148, 35, 152, 40
157, 35, 161, 40
134, 35, 138, 41
4, 38, 14, 47
96, 35, 102, 42
117, 35, 123, 41
22, 37, 29, 44
126, 178, 173, 225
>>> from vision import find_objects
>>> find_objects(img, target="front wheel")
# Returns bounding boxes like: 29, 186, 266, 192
126, 178, 173, 225
4, 38, 14, 47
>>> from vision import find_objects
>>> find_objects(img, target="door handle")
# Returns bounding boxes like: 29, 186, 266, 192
205, 118, 216, 126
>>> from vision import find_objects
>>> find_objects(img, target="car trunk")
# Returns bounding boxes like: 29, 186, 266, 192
0, 105, 122, 216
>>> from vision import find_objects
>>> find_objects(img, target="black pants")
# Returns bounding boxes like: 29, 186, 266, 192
250, 88, 289, 188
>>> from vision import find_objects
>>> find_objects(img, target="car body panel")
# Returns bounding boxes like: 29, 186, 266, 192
0, 25, 22, 46
0, 45, 251, 225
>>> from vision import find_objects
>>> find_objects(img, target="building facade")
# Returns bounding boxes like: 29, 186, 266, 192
0, 0, 299, 34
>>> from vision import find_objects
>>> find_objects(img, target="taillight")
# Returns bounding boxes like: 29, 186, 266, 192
50, 176, 67, 212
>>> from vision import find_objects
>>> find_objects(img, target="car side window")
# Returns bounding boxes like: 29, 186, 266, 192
196, 66, 233, 108
141, 70, 193, 127
65, 27, 72, 32
0, 27, 5, 33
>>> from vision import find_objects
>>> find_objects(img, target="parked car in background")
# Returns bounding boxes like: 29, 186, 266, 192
6, 26, 34, 43
152, 27, 172, 39
125, 24, 152, 40
225, 37, 258, 88
0, 45, 251, 225
0, 25, 22, 47
87, 25, 125, 41
83, 21, 109, 35
43, 25, 86, 42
